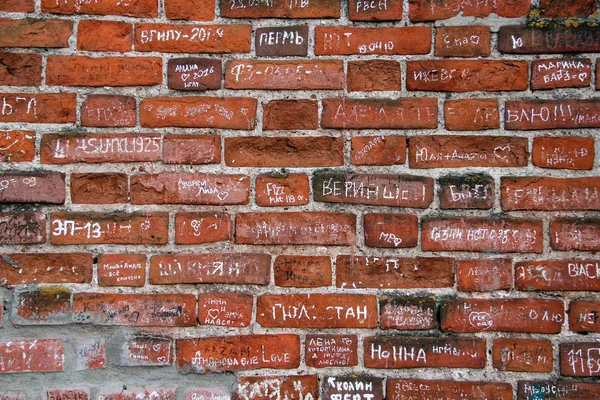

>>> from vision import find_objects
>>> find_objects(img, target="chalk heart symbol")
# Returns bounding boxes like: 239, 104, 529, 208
493, 146, 512, 162
157, 356, 167, 364
152, 344, 161, 352
207, 309, 220, 320
218, 192, 229, 201
181, 73, 190, 82
393, 237, 403, 247
190, 219, 202, 232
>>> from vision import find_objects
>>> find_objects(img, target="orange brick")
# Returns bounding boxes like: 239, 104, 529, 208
0, 93, 76, 124
0, 253, 92, 285
263, 100, 318, 131
560, 343, 600, 376
444, 99, 499, 130
81, 95, 136, 127
255, 174, 310, 207
77, 20, 133, 52
0, 131, 35, 162
315, 27, 431, 55
163, 135, 221, 164
222, 0, 339, 18
351, 136, 406, 166
410, 0, 530, 21
0, 19, 72, 48
306, 335, 357, 367
175, 212, 232, 244
435, 26, 491, 57
273, 256, 332, 287
457, 259, 513, 292
165, 0, 214, 20
532, 137, 594, 170
42, 0, 157, 17
0, 339, 64, 373
389, 380, 512, 400
347, 60, 400, 91
198, 293, 252, 327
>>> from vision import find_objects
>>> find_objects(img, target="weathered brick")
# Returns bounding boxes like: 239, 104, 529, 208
73, 293, 196, 326
316, 27, 430, 55
569, 301, 600, 332
499, 25, 600, 54
0, 0, 33, 11
337, 256, 454, 289
0, 93, 76, 123
225, 137, 343, 167
321, 98, 437, 129
222, 0, 339, 18
0, 131, 35, 162
532, 137, 594, 170
438, 174, 494, 209
198, 293, 252, 327
255, 26, 308, 57
236, 212, 356, 246
505, 99, 600, 130
175, 212, 232, 244
441, 298, 564, 333
81, 95, 136, 127
380, 296, 437, 330
516, 259, 600, 291
0, 212, 45, 245
347, 60, 400, 91
120, 336, 173, 366
457, 259, 513, 292
493, 338, 553, 372
410, 0, 530, 21
0, 253, 92, 285
184, 390, 229, 400
517, 381, 600, 400
167, 58, 221, 90
46, 389, 89, 400
226, 60, 343, 90
50, 212, 168, 245
551, 218, 600, 251
235, 375, 319, 400
165, 0, 214, 20
149, 253, 270, 285
0, 53, 41, 86
176, 335, 300, 373
532, 58, 591, 90
97, 388, 175, 400
163, 135, 220, 164
131, 173, 249, 205
41, 134, 161, 164
75, 338, 106, 370
364, 213, 418, 248
324, 376, 383, 400
257, 294, 377, 328
77, 20, 133, 52
364, 336, 486, 369
540, 0, 595, 18
560, 342, 600, 376
351, 135, 406, 166
256, 174, 309, 207
314, 173, 433, 208
0, 19, 73, 48
12, 287, 72, 325
306, 335, 357, 367
422, 217, 543, 253
140, 96, 256, 129
98, 254, 146, 287
444, 99, 499, 130
349, 0, 402, 21
135, 24, 251, 53
0, 172, 64, 204
71, 173, 128, 204
389, 379, 512, 400
263, 100, 318, 130
273, 255, 332, 287
0, 339, 63, 373
42, 0, 157, 16
434, 25, 491, 57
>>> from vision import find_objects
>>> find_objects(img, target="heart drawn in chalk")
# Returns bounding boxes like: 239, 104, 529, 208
493, 146, 512, 161
190, 219, 202, 232
152, 344, 161, 352
157, 356, 166, 363
207, 309, 220, 320
393, 237, 403, 247
181, 73, 190, 82
217, 192, 229, 201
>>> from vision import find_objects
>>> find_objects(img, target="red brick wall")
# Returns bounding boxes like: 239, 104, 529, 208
1, 0, 600, 398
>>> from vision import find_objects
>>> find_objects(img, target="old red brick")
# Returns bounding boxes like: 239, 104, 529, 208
0, 19, 73, 48
0, 131, 35, 162
176, 335, 300, 373
75, 338, 106, 370
175, 212, 232, 244
165, 0, 214, 20
569, 301, 600, 333
351, 136, 406, 166
408, 60, 528, 92
98, 254, 146, 287
532, 137, 594, 170
12, 287, 72, 325
532, 58, 591, 90
517, 381, 600, 399
41, 134, 161, 164
0, 0, 33, 11
140, 96, 256, 129
256, 174, 310, 207
273, 256, 332, 287
97, 388, 175, 400
0, 53, 41, 86
322, 98, 437, 129
257, 294, 377, 328
77, 20, 133, 52
337, 256, 454, 289
0, 339, 64, 373
560, 342, 600, 376
235, 375, 319, 400
135, 24, 251, 53
410, 0, 530, 21
184, 390, 229, 400
324, 376, 383, 400
389, 380, 512, 400
315, 27, 431, 55
349, 0, 402, 21
46, 389, 89, 400
0, 93, 76, 123
493, 338, 553, 372
441, 298, 563, 333
0, 253, 92, 285
236, 212, 356, 246
163, 135, 220, 164
226, 137, 343, 167
380, 296, 437, 330
457, 259, 513, 292
347, 60, 400, 91
0, 212, 45, 245
73, 293, 196, 326
540, 0, 595, 17
551, 218, 600, 251
364, 336, 486, 368
71, 173, 128, 204
149, 253, 270, 285
120, 336, 173, 366
516, 259, 600, 291
255, 26, 308, 57
435, 26, 491, 57
198, 293, 252, 327
444, 99, 499, 130
499, 26, 600, 54
81, 95, 136, 127
306, 335, 357, 367
42, 0, 157, 16
438, 174, 494, 209
222, 0, 339, 18
0, 172, 64, 204
167, 58, 221, 90
263, 100, 318, 130
130, 173, 249, 205
364, 213, 418, 248
314, 173, 433, 208
505, 99, 600, 130
50, 212, 168, 245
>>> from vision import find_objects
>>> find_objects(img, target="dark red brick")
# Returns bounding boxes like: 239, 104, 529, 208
457, 259, 513, 292
0, 212, 45, 245
351, 135, 406, 166
380, 296, 437, 330
364, 213, 418, 248
273, 256, 332, 287
306, 335, 357, 367
198, 293, 252, 327
0, 253, 92, 285
167, 58, 221, 91
0, 172, 64, 204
